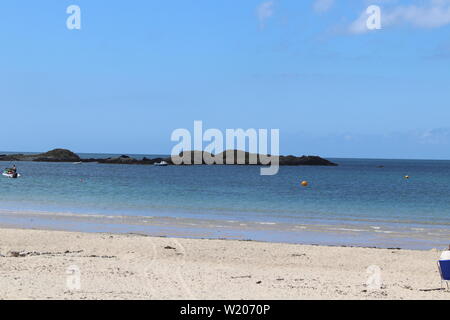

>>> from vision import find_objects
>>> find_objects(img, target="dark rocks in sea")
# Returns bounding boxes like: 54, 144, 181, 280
0, 148, 338, 166
96, 155, 167, 165
0, 149, 81, 162
167, 150, 338, 166
279, 155, 337, 166
98, 155, 137, 164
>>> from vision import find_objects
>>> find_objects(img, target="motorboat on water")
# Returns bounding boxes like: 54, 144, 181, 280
154, 161, 168, 166
2, 169, 20, 178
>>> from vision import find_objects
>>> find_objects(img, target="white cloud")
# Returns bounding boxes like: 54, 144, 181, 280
349, 10, 372, 34
349, 0, 450, 34
257, 1, 275, 29
313, 0, 335, 13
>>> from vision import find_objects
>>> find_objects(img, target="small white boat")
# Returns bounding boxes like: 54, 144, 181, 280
73, 162, 82, 164
154, 161, 168, 166
2, 172, 21, 178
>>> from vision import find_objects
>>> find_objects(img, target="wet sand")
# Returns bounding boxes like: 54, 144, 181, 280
0, 227, 449, 300
0, 209, 448, 250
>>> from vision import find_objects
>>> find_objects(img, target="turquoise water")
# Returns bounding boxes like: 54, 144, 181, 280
1, 155, 449, 249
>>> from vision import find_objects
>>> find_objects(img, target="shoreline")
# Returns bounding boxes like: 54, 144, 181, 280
0, 223, 408, 251
0, 208, 448, 251
0, 227, 449, 299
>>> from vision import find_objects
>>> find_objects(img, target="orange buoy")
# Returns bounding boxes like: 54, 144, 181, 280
301, 181, 309, 187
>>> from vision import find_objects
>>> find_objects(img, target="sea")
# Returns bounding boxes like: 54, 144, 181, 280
1, 153, 449, 250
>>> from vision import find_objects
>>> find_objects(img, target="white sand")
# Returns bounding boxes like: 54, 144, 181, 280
0, 228, 448, 300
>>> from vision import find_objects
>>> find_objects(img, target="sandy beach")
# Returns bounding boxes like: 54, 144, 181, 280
0, 227, 448, 300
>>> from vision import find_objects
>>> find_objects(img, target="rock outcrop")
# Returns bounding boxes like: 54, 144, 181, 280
168, 150, 338, 166
279, 155, 337, 166
95, 155, 168, 165
0, 149, 81, 162
0, 148, 338, 166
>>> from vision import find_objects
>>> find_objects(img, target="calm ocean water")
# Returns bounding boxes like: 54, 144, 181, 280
1, 154, 449, 249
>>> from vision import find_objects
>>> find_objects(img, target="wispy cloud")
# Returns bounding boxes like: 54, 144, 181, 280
348, 9, 372, 34
313, 0, 335, 13
349, 0, 450, 34
418, 128, 450, 145
257, 1, 275, 30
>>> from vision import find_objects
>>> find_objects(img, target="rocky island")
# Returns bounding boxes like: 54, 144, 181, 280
0, 148, 338, 166
0, 149, 81, 162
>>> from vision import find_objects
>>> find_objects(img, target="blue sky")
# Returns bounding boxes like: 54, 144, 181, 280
1, 0, 450, 158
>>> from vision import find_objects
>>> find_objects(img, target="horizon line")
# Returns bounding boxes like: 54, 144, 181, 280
1, 149, 450, 162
